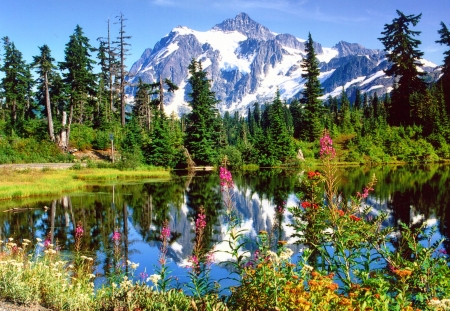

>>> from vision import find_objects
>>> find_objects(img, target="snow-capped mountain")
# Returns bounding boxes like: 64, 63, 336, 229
127, 12, 439, 116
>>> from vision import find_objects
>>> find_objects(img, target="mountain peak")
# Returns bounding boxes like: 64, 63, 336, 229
212, 12, 275, 40
333, 41, 383, 58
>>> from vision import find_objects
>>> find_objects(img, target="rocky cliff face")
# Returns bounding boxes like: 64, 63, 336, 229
126, 13, 438, 116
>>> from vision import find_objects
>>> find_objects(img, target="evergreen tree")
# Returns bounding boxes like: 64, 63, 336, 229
379, 10, 427, 126
31, 44, 56, 141
59, 25, 96, 146
95, 38, 112, 126
300, 33, 323, 141
436, 21, 450, 113
338, 88, 352, 133
289, 99, 303, 139
133, 78, 153, 131
0, 37, 34, 133
263, 90, 295, 164
354, 88, 362, 110
114, 13, 132, 127
185, 59, 220, 165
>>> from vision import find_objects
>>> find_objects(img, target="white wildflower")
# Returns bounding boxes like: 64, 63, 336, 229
147, 274, 161, 286
279, 248, 294, 261
267, 250, 280, 264
303, 264, 314, 272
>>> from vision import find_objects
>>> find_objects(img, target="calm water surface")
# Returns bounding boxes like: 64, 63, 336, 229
1, 165, 449, 290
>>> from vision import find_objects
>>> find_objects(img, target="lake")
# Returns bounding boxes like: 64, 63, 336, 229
0, 164, 449, 291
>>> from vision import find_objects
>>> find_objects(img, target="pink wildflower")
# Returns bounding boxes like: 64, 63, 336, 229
75, 224, 84, 238
44, 239, 51, 248
195, 212, 207, 232
319, 133, 336, 159
357, 186, 374, 199
112, 231, 121, 242
219, 167, 234, 189
205, 252, 215, 265
189, 255, 199, 268
160, 225, 171, 240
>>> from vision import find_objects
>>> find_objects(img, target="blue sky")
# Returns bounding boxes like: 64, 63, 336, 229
1, 0, 450, 69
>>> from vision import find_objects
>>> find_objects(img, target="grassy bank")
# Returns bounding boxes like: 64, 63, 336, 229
0, 167, 170, 201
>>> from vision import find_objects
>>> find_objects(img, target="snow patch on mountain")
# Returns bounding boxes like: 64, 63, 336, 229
174, 26, 252, 73
317, 47, 339, 63
360, 70, 385, 86
127, 13, 439, 115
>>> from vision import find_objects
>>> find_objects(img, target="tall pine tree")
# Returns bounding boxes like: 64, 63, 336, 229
436, 21, 450, 114
185, 59, 219, 165
59, 25, 96, 147
32, 44, 56, 141
0, 37, 33, 133
379, 10, 427, 126
300, 33, 323, 141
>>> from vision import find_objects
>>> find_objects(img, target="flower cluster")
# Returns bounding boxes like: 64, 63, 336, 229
112, 231, 121, 243
349, 215, 362, 222
219, 167, 234, 189
319, 132, 336, 159
307, 171, 321, 179
301, 201, 318, 209
195, 212, 207, 232
357, 186, 374, 199
75, 223, 84, 239
160, 224, 171, 240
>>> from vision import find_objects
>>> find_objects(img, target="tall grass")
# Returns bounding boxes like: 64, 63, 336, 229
0, 167, 170, 201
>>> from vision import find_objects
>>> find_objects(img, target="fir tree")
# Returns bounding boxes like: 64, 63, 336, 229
436, 21, 450, 113
59, 25, 96, 146
0, 37, 33, 133
185, 59, 220, 165
264, 90, 295, 164
114, 13, 132, 127
289, 99, 303, 139
379, 10, 427, 126
31, 44, 56, 141
300, 33, 323, 141
338, 88, 352, 133
354, 88, 362, 110
133, 78, 153, 131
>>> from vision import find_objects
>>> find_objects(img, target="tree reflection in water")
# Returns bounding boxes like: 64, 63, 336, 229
0, 165, 448, 285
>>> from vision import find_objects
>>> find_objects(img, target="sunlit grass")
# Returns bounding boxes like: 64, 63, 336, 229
73, 168, 170, 181
0, 167, 170, 201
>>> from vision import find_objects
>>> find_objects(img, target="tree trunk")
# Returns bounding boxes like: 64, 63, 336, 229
159, 75, 164, 111
44, 72, 55, 141
59, 111, 68, 150
67, 102, 74, 148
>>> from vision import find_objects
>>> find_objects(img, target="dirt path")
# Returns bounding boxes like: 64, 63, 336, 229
0, 301, 49, 311
0, 163, 86, 170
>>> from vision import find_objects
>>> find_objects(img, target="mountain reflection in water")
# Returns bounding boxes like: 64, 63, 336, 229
0, 165, 449, 289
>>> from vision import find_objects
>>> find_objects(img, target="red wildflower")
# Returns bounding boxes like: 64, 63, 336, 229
349, 215, 362, 222
336, 209, 345, 217
301, 201, 312, 208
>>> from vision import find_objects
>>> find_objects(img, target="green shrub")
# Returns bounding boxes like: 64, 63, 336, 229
219, 146, 242, 168
93, 130, 111, 150
70, 124, 95, 151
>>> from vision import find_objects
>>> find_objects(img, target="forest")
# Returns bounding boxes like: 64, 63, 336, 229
1, 10, 450, 168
